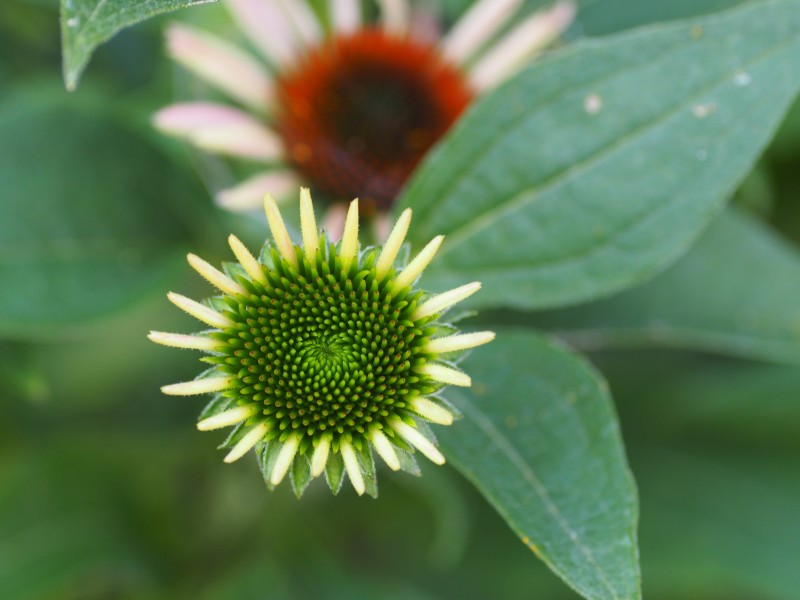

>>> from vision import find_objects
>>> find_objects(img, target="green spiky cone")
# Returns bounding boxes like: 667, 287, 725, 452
150, 189, 494, 497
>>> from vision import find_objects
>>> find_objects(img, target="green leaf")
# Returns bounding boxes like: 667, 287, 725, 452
440, 330, 639, 600
635, 448, 800, 600
607, 355, 800, 448
576, 0, 747, 36
440, 0, 746, 36
488, 209, 800, 365
0, 450, 152, 599
60, 0, 216, 91
0, 85, 202, 339
401, 0, 800, 310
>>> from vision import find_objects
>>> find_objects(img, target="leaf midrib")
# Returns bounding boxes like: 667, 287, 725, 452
435, 31, 799, 262
416, 7, 797, 268
453, 391, 631, 600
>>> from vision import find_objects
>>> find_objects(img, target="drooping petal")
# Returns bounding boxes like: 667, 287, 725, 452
340, 440, 365, 495
469, 0, 576, 90
275, 0, 322, 46
154, 102, 281, 160
165, 23, 272, 111
226, 0, 298, 67
153, 102, 256, 136
311, 435, 331, 477
191, 123, 282, 162
216, 171, 300, 212
390, 419, 445, 465
440, 0, 523, 65
370, 428, 401, 471
407, 6, 441, 45
377, 0, 410, 35
270, 434, 300, 485
330, 0, 361, 34
224, 422, 270, 463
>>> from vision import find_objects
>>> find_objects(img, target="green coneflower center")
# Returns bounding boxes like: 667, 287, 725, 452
214, 244, 436, 442
275, 29, 473, 214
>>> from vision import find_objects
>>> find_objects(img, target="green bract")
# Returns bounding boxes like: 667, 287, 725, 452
150, 189, 494, 497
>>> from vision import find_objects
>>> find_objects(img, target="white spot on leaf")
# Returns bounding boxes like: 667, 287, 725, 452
583, 93, 602, 115
693, 103, 716, 118
734, 71, 752, 87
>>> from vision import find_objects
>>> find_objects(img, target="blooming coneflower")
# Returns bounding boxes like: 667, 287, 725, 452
154, 0, 575, 218
149, 189, 493, 496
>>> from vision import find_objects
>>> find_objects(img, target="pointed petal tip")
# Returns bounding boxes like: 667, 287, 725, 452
339, 199, 361, 269
299, 187, 319, 256
270, 435, 300, 485
391, 419, 446, 465
264, 193, 297, 265
197, 406, 255, 431
370, 428, 401, 471
413, 398, 455, 426
376, 208, 414, 278
340, 441, 366, 496
161, 376, 233, 396
223, 422, 269, 463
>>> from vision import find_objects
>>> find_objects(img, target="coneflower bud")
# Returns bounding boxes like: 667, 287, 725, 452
150, 189, 493, 497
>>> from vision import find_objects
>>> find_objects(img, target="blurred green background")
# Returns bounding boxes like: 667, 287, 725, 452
2, 1, 800, 598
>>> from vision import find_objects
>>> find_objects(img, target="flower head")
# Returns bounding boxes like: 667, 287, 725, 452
150, 189, 493, 496
155, 0, 575, 216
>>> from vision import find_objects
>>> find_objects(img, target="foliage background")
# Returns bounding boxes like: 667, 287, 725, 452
2, 0, 800, 598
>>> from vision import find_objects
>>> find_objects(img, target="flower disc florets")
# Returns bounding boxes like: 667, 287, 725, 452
150, 189, 493, 497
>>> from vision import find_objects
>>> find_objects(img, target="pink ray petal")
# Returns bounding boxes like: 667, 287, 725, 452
192, 124, 282, 161
276, 0, 322, 46
330, 0, 361, 34
469, 0, 576, 90
216, 170, 301, 211
153, 102, 257, 135
377, 0, 410, 35
226, 0, 299, 67
440, 0, 523, 65
154, 102, 281, 161
166, 23, 272, 111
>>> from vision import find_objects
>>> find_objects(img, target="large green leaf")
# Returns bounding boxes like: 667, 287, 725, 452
440, 330, 639, 600
440, 0, 746, 36
61, 0, 216, 90
486, 209, 800, 365
635, 448, 800, 600
400, 0, 800, 310
576, 0, 747, 36
0, 85, 202, 338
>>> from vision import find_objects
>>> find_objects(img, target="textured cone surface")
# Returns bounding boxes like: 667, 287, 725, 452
208, 241, 439, 451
